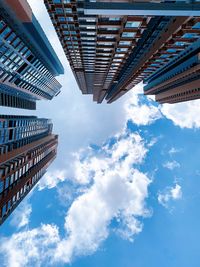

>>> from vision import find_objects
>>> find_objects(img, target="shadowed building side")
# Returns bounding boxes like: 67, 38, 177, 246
144, 41, 200, 104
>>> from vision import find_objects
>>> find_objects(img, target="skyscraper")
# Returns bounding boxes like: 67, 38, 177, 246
0, 115, 58, 225
44, 0, 200, 104
0, 0, 64, 110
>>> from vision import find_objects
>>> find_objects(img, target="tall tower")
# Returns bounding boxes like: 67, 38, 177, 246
0, 115, 58, 225
0, 0, 64, 110
44, 0, 200, 104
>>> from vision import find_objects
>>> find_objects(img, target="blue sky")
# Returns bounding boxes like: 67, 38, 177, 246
0, 1, 200, 267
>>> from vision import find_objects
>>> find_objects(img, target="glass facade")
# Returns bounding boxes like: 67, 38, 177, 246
0, 115, 58, 226
45, 0, 200, 104
44, 0, 148, 102
0, 0, 63, 110
0, 115, 52, 155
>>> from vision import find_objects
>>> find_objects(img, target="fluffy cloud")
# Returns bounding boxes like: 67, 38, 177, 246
161, 100, 200, 128
163, 160, 180, 170
125, 93, 162, 126
158, 184, 182, 209
0, 80, 162, 265
168, 147, 181, 155
38, 170, 66, 190
0, 129, 152, 266
0, 224, 60, 267
10, 202, 32, 229
54, 130, 151, 263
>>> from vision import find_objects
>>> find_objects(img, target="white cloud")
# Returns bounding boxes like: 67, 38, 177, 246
163, 160, 180, 170
161, 100, 200, 128
115, 216, 143, 241
0, 130, 152, 266
169, 147, 181, 155
38, 170, 66, 190
53, 130, 151, 263
10, 202, 32, 229
0, 224, 60, 267
125, 93, 162, 126
56, 184, 77, 207
158, 184, 182, 209
171, 184, 182, 200
0, 67, 161, 265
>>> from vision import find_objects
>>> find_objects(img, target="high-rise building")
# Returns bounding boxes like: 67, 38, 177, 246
44, 0, 200, 104
0, 0, 64, 110
0, 115, 58, 225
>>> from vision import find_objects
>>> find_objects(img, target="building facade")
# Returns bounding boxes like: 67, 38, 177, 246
0, 115, 58, 225
0, 0, 64, 110
44, 0, 200, 104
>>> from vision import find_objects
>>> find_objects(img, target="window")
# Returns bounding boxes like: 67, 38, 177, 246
12, 195, 16, 203
58, 17, 65, 22
125, 21, 141, 28
109, 17, 121, 21
119, 41, 131, 46
2, 204, 6, 217
174, 41, 188, 46
7, 200, 11, 210
116, 48, 128, 52
1, 26, 11, 39
55, 8, 63, 14
65, 8, 72, 13
0, 169, 4, 179
0, 20, 5, 31
0, 180, 4, 193
12, 37, 20, 47
192, 22, 200, 29
15, 170, 18, 181
5, 176, 9, 189
182, 33, 199, 39
122, 32, 136, 38
106, 27, 119, 31
66, 17, 73, 22
10, 174, 14, 184
166, 49, 177, 53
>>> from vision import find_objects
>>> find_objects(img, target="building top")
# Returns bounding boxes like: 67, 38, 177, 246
0, 0, 64, 76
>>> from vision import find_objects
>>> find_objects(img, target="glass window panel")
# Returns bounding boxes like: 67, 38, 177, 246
182, 33, 199, 39
192, 22, 200, 29
122, 32, 136, 38
55, 8, 63, 14
0, 180, 4, 193
5, 176, 9, 189
125, 21, 141, 28
1, 26, 11, 39
2, 204, 6, 216
119, 41, 132, 45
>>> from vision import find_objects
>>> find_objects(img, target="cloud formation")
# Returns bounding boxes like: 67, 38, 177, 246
10, 202, 32, 230
53, 131, 151, 263
0, 89, 166, 266
38, 170, 66, 190
0, 224, 60, 267
158, 184, 182, 209
163, 160, 180, 170
125, 94, 162, 126
161, 100, 200, 128
0, 130, 152, 266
